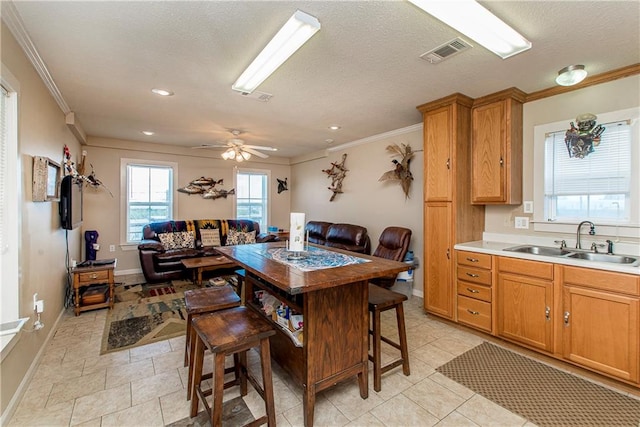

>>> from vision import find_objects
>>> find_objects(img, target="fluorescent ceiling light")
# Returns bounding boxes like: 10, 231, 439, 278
232, 10, 321, 94
555, 65, 587, 86
408, 0, 531, 59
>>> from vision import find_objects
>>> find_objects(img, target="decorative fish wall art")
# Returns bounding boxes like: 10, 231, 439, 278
177, 177, 235, 200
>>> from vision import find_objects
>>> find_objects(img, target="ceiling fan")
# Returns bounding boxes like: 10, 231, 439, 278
192, 130, 277, 161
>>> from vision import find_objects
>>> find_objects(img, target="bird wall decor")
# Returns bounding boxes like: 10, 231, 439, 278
378, 143, 414, 199
322, 153, 348, 201
277, 177, 288, 194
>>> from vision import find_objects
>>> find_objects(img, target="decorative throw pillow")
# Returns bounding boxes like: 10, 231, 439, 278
226, 229, 256, 245
200, 228, 221, 247
158, 231, 195, 250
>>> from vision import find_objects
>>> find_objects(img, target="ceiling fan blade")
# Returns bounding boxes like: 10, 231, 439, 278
242, 147, 269, 158
191, 144, 228, 149
243, 144, 278, 152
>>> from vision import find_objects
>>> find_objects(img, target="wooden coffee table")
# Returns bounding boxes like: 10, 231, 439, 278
181, 256, 236, 285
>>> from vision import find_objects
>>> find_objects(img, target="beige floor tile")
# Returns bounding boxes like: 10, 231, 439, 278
369, 393, 439, 427
456, 394, 527, 427
159, 389, 193, 425
411, 343, 457, 369
12, 381, 54, 412
401, 355, 436, 384
324, 379, 386, 421
72, 416, 103, 427
131, 369, 183, 406
435, 411, 481, 427
70, 383, 131, 425
29, 358, 84, 389
403, 377, 467, 419
129, 340, 172, 362
101, 397, 164, 426
370, 369, 414, 401
168, 334, 186, 353
428, 372, 475, 400
345, 412, 386, 426
82, 350, 131, 375
282, 394, 350, 427
152, 349, 185, 374
430, 335, 483, 356
243, 377, 302, 417
47, 371, 106, 407
105, 358, 156, 388
8, 400, 73, 426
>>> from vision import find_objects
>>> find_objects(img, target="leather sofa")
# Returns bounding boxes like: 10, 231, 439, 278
138, 219, 276, 283
304, 221, 371, 254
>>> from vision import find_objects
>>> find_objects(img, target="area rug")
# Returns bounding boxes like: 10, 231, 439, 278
166, 397, 254, 427
101, 277, 238, 355
436, 342, 640, 426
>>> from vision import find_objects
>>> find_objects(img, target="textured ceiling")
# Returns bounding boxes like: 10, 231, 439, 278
6, 1, 640, 159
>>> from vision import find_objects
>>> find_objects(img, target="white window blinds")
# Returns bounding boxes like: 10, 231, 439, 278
544, 120, 631, 196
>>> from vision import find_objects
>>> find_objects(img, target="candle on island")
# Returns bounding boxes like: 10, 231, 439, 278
290, 212, 305, 252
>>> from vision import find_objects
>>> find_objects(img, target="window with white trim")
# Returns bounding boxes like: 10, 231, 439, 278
235, 169, 269, 231
122, 160, 176, 243
533, 107, 639, 236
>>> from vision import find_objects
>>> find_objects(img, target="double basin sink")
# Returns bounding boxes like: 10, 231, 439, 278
504, 245, 640, 266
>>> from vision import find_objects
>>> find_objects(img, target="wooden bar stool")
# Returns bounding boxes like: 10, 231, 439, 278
184, 285, 241, 399
368, 283, 410, 392
190, 306, 276, 427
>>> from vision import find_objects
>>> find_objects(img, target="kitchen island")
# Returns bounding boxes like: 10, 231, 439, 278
216, 242, 409, 427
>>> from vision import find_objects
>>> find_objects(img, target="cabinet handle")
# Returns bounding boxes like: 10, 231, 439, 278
465, 273, 479, 278
563, 311, 570, 325
466, 287, 480, 294
446, 248, 450, 259
446, 158, 450, 169
91, 273, 97, 279
545, 306, 551, 321
466, 257, 479, 263
499, 157, 504, 166
467, 309, 480, 316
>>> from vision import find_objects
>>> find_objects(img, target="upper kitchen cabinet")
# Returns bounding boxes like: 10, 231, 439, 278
471, 88, 525, 205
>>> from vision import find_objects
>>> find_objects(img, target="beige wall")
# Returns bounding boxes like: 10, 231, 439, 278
484, 75, 640, 247
291, 127, 424, 295
83, 137, 292, 273
1, 24, 83, 416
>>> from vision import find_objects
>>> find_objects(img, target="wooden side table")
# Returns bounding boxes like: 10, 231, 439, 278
181, 256, 236, 286
71, 259, 117, 316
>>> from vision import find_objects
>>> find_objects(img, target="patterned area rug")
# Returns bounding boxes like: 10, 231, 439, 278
166, 397, 254, 427
101, 277, 237, 355
437, 342, 640, 426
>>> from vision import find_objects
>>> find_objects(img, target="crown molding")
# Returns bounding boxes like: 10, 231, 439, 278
326, 123, 423, 153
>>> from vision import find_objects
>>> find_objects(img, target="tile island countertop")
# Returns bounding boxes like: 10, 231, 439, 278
455, 240, 640, 275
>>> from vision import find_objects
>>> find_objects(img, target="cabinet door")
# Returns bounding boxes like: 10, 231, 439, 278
424, 202, 453, 318
472, 101, 505, 203
498, 272, 553, 352
424, 106, 452, 202
563, 285, 639, 382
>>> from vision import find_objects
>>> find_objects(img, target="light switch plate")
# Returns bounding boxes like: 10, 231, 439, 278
515, 217, 530, 229
523, 201, 533, 213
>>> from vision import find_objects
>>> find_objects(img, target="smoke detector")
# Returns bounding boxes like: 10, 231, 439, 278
420, 38, 472, 64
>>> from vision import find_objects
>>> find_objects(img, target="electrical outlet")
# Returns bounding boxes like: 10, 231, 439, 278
523, 201, 533, 213
109, 245, 115, 252
515, 217, 530, 229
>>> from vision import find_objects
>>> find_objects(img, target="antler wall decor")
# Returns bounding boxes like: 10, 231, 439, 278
322, 153, 348, 201
177, 177, 235, 200
378, 143, 414, 199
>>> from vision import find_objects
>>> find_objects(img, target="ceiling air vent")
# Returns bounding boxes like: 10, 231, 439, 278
420, 38, 472, 64
236, 90, 273, 102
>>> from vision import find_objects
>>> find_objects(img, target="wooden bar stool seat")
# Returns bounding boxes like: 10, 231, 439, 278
184, 285, 241, 398
368, 283, 410, 392
190, 306, 276, 427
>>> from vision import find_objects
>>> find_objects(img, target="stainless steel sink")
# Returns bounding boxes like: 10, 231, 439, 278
504, 245, 572, 257
567, 252, 639, 265
503, 245, 639, 266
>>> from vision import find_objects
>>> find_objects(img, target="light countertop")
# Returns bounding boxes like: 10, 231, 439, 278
455, 240, 640, 275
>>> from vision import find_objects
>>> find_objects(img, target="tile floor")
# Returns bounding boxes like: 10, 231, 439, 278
6, 280, 638, 427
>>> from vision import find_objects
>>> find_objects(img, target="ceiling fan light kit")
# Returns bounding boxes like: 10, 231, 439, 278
408, 0, 531, 59
232, 10, 321, 94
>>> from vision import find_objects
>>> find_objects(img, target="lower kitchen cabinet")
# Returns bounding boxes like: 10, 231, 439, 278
562, 266, 639, 383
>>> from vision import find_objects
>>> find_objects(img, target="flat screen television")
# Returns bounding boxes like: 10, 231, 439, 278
59, 175, 83, 230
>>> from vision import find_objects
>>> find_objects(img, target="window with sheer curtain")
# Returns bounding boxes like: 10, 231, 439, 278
543, 120, 632, 223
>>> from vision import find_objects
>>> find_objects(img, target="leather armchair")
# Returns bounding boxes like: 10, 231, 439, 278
305, 221, 332, 245
325, 223, 371, 255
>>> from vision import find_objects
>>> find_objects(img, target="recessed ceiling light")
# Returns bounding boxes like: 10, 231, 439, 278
141, 131, 155, 136
328, 125, 341, 131
151, 88, 174, 96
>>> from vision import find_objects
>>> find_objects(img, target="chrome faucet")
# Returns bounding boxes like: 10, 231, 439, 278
576, 221, 595, 249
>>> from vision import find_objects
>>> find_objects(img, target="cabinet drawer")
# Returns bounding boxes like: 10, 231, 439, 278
457, 281, 491, 302
77, 270, 109, 284
457, 266, 492, 286
457, 251, 492, 269
563, 266, 640, 296
498, 256, 553, 280
457, 296, 492, 332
